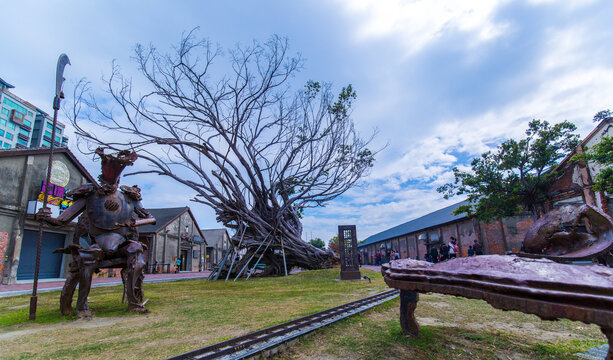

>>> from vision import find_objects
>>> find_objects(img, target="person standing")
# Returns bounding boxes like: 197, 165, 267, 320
468, 246, 475, 257
449, 237, 459, 259
429, 246, 439, 264
473, 240, 483, 255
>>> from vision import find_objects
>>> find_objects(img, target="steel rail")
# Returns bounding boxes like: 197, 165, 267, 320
167, 289, 399, 360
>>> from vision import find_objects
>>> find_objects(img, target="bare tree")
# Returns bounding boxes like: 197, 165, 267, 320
68, 32, 376, 276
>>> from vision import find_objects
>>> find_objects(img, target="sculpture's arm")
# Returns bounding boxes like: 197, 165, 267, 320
36, 198, 86, 226
134, 201, 156, 226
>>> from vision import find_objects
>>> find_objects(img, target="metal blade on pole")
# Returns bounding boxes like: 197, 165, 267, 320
29, 54, 70, 320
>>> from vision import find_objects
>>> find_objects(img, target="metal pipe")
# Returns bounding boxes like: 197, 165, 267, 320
225, 225, 246, 282
234, 231, 271, 281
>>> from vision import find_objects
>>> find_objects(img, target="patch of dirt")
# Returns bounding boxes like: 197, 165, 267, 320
0, 316, 124, 342
415, 316, 579, 342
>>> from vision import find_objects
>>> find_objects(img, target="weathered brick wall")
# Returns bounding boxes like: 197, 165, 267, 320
0, 232, 8, 276
501, 216, 533, 253
482, 221, 506, 254
457, 220, 479, 257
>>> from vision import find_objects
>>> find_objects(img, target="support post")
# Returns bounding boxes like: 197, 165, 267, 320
400, 290, 420, 337
601, 327, 612, 360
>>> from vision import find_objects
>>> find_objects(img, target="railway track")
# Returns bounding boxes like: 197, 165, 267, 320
167, 289, 400, 360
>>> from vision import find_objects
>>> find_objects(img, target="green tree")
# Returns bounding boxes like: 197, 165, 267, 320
574, 109, 613, 192
438, 119, 579, 221
308, 238, 325, 249
328, 236, 339, 253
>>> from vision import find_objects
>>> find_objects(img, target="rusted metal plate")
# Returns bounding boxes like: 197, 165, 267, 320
382, 256, 613, 328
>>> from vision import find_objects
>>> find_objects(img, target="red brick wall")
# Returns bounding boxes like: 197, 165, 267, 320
457, 220, 479, 257
500, 217, 533, 253
0, 232, 8, 276
482, 222, 506, 254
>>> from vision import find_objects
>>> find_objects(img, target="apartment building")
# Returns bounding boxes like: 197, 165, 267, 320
0, 77, 68, 150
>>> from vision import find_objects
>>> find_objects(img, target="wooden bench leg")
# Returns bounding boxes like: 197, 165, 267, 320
602, 327, 612, 360
400, 290, 419, 337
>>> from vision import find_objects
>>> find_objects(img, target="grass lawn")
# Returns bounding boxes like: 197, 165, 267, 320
281, 292, 607, 360
0, 268, 607, 359
0, 268, 387, 359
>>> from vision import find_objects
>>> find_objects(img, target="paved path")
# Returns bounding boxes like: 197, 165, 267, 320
0, 271, 211, 298
361, 265, 382, 273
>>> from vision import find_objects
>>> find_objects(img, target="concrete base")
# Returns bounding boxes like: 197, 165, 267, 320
340, 269, 361, 280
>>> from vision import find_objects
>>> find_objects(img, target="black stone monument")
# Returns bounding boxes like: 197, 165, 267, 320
338, 225, 361, 280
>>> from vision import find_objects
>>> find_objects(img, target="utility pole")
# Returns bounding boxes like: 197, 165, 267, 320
29, 54, 70, 320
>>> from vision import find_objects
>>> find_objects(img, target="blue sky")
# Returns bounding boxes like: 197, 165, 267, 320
2, 0, 613, 244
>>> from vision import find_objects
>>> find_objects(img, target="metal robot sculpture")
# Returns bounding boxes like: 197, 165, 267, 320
38, 148, 155, 317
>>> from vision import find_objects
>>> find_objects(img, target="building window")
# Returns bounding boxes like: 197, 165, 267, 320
1, 108, 8, 116
5, 132, 13, 140
55, 135, 61, 142
3, 143, 10, 149
0, 119, 6, 126
44, 130, 52, 138
2, 97, 28, 115
17, 138, 28, 146
8, 122, 16, 130
46, 123, 53, 130
42, 139, 51, 147
56, 127, 62, 134
19, 128, 29, 136
23, 119, 32, 127
0, 129, 4, 137
27, 111, 33, 117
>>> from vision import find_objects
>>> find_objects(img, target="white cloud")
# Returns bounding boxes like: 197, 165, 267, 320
338, 0, 510, 55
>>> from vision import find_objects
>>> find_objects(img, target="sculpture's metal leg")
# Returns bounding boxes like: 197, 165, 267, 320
400, 290, 420, 337
125, 248, 148, 312
59, 265, 79, 315
75, 247, 102, 317
602, 327, 613, 360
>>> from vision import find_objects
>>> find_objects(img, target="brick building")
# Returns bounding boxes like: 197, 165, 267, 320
358, 119, 613, 265
545, 117, 613, 214
357, 200, 533, 265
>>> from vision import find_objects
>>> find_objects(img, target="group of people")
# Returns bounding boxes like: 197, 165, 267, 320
373, 249, 400, 265
427, 237, 483, 263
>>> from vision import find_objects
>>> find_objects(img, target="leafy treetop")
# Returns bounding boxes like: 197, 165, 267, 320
438, 119, 579, 221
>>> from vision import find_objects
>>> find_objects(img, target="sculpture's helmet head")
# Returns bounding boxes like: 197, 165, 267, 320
95, 147, 138, 185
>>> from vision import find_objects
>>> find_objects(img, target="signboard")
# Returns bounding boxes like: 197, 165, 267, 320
49, 160, 70, 187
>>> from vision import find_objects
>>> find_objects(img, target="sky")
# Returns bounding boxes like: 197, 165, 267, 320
2, 0, 613, 245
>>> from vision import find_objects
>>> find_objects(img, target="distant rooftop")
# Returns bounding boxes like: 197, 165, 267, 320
0, 77, 15, 90
359, 200, 471, 247
139, 207, 189, 234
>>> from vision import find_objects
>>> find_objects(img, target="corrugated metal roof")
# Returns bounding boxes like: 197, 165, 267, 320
358, 200, 471, 247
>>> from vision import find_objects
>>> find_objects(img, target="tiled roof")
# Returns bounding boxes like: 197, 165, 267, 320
202, 228, 229, 247
139, 207, 189, 234
359, 200, 471, 247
